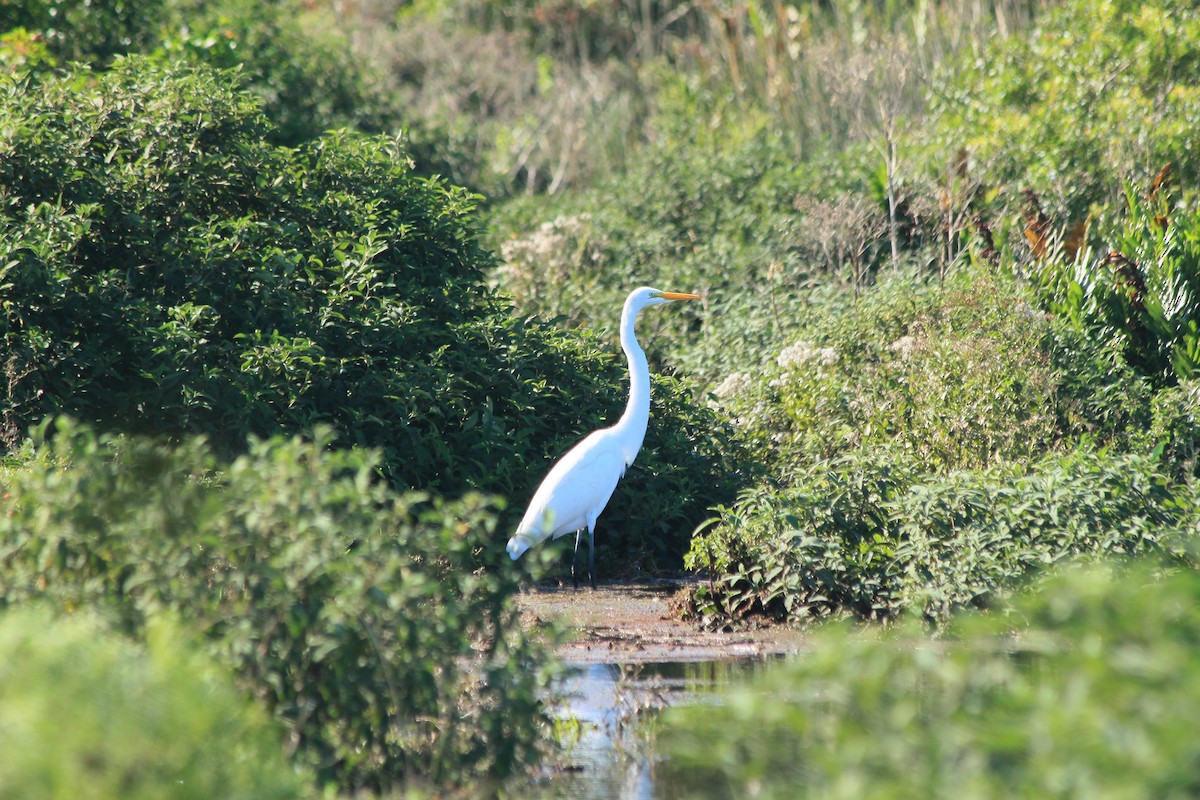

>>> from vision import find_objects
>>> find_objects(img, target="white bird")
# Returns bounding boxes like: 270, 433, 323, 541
506, 287, 701, 588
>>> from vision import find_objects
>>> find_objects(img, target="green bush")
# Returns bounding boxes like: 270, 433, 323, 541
0, 0, 167, 65
660, 561, 1200, 799
686, 452, 914, 622
687, 447, 1196, 623
155, 0, 404, 148
0, 57, 489, 474
1, 0, 401, 148
682, 266, 1181, 626
0, 420, 554, 793
1150, 379, 1200, 479
1026, 192, 1200, 388
0, 607, 307, 800
0, 57, 743, 569
713, 270, 1151, 481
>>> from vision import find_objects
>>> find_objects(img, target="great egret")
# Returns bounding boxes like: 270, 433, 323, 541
506, 287, 701, 588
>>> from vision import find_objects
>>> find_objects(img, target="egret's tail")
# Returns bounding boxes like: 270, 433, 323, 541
506, 535, 531, 560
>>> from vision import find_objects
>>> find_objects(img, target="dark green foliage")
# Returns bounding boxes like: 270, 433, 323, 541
1150, 379, 1200, 480
660, 562, 1200, 798
1, 0, 402, 148
0, 420, 552, 793
0, 607, 308, 800
0, 58, 485, 471
155, 0, 404, 147
0, 0, 167, 65
688, 448, 1196, 623
1027, 192, 1200, 388
687, 453, 913, 622
0, 58, 743, 568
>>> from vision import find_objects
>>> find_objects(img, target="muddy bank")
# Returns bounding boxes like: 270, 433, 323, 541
516, 578, 807, 663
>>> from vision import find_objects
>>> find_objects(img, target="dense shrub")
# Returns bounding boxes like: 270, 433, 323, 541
0, 420, 554, 792
1150, 379, 1200, 480
0, 0, 401, 148
683, 262, 1188, 627
0, 0, 167, 65
660, 562, 1200, 798
686, 452, 915, 622
687, 448, 1196, 623
0, 607, 308, 800
0, 57, 488, 471
712, 269, 1152, 481
156, 0, 404, 148
1025, 190, 1200, 388
0, 58, 744, 569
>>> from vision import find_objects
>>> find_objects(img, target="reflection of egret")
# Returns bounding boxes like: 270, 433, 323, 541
506, 287, 701, 587
558, 663, 656, 800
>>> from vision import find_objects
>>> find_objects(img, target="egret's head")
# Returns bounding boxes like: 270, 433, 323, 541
506, 534, 532, 560
628, 286, 702, 313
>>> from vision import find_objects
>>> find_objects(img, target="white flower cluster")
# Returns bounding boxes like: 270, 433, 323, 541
713, 371, 752, 400
776, 340, 839, 370
492, 214, 607, 312
498, 214, 598, 275
889, 335, 919, 358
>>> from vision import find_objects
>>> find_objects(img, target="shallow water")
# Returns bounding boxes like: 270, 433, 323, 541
542, 659, 770, 799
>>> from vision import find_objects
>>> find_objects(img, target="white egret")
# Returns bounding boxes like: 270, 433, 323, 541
506, 287, 702, 588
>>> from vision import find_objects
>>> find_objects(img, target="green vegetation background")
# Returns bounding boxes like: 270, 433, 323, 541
2, 0, 1200, 796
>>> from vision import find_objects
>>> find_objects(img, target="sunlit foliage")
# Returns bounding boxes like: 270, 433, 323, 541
661, 562, 1200, 798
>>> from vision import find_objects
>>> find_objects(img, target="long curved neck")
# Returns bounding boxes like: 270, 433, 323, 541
612, 299, 651, 463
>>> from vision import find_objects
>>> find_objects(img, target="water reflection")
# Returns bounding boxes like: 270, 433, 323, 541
544, 659, 769, 799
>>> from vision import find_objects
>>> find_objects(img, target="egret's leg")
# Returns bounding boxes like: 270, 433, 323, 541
572, 529, 583, 589
588, 525, 597, 590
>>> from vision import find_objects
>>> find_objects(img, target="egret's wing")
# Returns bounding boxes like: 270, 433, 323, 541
517, 431, 626, 541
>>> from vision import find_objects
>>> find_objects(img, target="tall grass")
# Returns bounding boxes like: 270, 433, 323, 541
675, 0, 1052, 152
341, 0, 1052, 196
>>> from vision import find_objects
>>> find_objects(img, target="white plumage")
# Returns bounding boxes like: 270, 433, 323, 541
506, 286, 701, 587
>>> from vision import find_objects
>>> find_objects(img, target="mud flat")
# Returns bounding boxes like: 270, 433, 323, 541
516, 579, 807, 664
